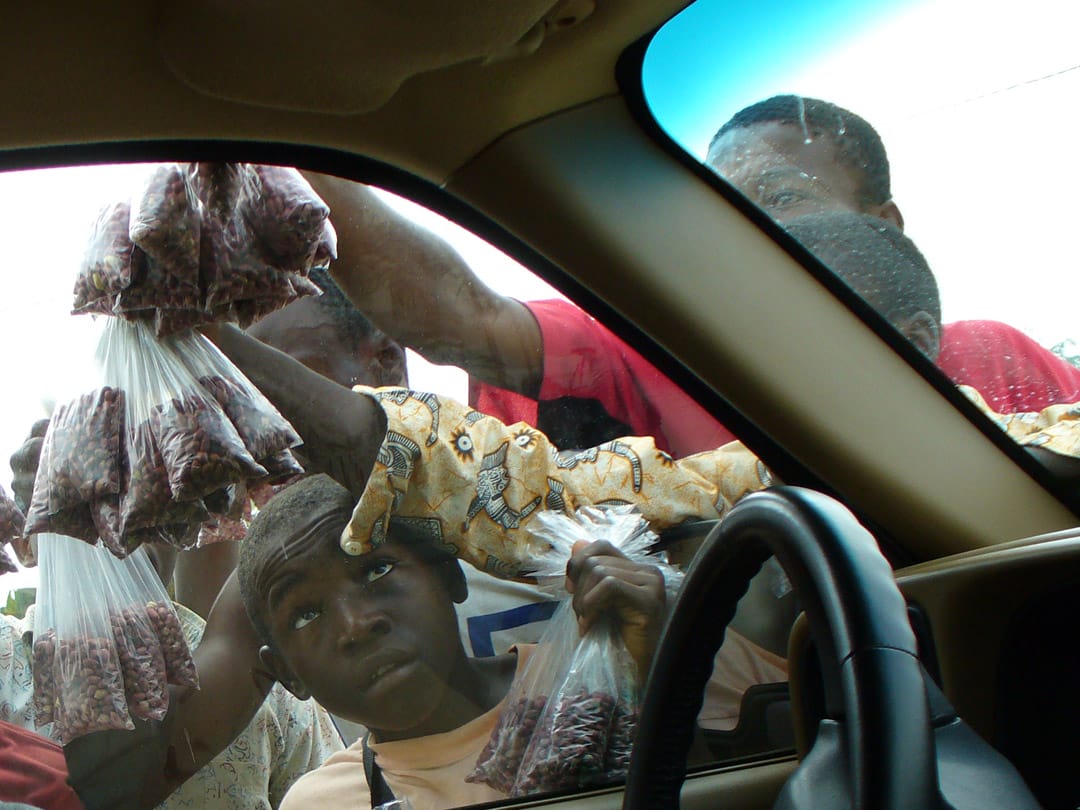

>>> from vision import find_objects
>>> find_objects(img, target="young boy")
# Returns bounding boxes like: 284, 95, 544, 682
236, 473, 668, 809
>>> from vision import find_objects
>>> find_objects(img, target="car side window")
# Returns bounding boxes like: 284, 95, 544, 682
0, 163, 794, 810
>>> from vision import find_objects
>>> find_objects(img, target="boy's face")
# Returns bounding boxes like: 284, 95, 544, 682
255, 513, 466, 734
707, 121, 864, 222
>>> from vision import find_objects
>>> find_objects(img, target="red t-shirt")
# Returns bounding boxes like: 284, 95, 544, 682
469, 299, 734, 457
470, 305, 1080, 456
938, 320, 1080, 413
0, 720, 85, 809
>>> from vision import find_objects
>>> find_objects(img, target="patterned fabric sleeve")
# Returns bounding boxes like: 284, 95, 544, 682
341, 387, 771, 578
0, 613, 35, 730
267, 691, 345, 807
960, 384, 1080, 457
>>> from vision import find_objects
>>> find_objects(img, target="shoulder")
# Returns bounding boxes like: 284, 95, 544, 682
527, 298, 610, 343
264, 683, 344, 749
279, 743, 370, 809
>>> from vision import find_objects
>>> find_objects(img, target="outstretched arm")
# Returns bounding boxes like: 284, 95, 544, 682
302, 171, 544, 396
63, 574, 274, 810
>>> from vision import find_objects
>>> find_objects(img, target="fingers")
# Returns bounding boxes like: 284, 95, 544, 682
565, 541, 666, 675
571, 558, 665, 631
566, 540, 666, 628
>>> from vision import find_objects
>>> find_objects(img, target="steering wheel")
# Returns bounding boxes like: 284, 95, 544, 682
623, 487, 1036, 810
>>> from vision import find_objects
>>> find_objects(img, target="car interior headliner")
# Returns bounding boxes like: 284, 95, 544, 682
0, 1, 685, 181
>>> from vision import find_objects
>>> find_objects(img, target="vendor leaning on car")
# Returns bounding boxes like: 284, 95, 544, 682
705, 94, 1080, 415
301, 95, 1080, 465
703, 94, 1080, 479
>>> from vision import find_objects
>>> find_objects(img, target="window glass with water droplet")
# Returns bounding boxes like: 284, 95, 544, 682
643, 0, 1080, 475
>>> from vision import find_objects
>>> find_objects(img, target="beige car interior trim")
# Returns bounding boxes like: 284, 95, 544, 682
156, 0, 563, 114
897, 530, 1080, 738
448, 96, 1079, 559
787, 530, 1080, 750
0, 2, 681, 182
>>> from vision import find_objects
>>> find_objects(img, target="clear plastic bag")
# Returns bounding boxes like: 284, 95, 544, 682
31, 534, 198, 743
24, 318, 269, 556
244, 165, 330, 275
24, 388, 125, 546
176, 327, 303, 465
196, 162, 306, 320
122, 163, 203, 318
28, 316, 300, 557
312, 218, 339, 270
71, 201, 136, 315
71, 162, 326, 336
468, 505, 681, 796
98, 318, 266, 521
26, 388, 123, 518
207, 162, 325, 326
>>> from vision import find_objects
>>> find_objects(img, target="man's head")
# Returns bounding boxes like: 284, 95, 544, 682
785, 211, 940, 359
238, 474, 468, 734
247, 266, 408, 389
706, 95, 903, 229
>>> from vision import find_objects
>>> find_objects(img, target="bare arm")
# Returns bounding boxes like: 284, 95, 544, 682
64, 574, 273, 809
173, 542, 239, 620
302, 170, 544, 396
156, 574, 272, 797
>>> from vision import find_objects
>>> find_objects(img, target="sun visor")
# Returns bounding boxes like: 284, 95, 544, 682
156, 0, 563, 114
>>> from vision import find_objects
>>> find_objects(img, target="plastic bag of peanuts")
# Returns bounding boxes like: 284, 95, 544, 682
27, 312, 303, 559
468, 505, 682, 797
96, 318, 273, 553
31, 533, 197, 743
72, 163, 328, 336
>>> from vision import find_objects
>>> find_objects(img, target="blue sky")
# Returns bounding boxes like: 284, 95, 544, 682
643, 0, 913, 157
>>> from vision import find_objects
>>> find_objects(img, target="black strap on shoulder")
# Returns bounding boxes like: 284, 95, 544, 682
362, 732, 396, 808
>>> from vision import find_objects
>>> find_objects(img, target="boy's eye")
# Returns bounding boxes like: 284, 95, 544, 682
292, 606, 322, 630
366, 561, 394, 583
764, 189, 810, 210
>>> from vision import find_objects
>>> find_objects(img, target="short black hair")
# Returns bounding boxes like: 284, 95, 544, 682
238, 474, 462, 649
710, 95, 891, 209
307, 266, 388, 353
238, 473, 355, 647
784, 211, 940, 329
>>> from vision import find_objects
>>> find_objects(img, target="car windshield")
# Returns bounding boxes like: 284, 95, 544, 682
642, 0, 1080, 451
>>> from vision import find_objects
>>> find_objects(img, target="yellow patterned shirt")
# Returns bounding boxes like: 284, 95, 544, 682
961, 384, 1080, 456
341, 387, 771, 577
340, 385, 1080, 577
